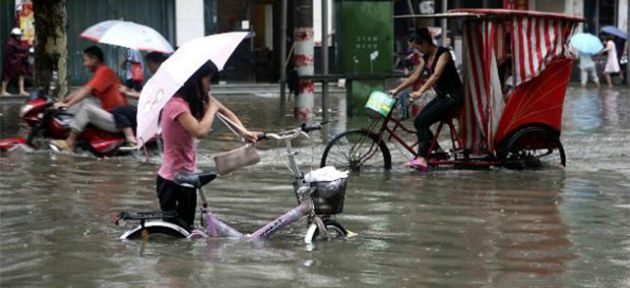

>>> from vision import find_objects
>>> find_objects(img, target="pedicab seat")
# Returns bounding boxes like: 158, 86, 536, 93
174, 171, 218, 188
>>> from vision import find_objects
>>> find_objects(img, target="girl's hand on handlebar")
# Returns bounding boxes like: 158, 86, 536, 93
242, 130, 259, 143
207, 97, 220, 114
388, 89, 398, 95
256, 132, 267, 141
410, 90, 422, 99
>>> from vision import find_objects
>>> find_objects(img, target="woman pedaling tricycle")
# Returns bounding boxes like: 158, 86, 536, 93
389, 27, 463, 171
321, 9, 581, 171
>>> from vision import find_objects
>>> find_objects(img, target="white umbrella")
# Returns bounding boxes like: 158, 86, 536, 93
136, 32, 249, 147
81, 20, 174, 53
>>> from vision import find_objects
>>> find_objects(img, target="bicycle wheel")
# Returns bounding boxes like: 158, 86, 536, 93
120, 221, 191, 240
320, 129, 391, 172
304, 219, 352, 243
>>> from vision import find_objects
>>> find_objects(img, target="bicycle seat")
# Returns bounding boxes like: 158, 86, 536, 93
174, 171, 217, 188
442, 110, 459, 121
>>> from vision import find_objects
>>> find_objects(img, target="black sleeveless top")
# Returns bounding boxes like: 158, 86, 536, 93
423, 46, 462, 96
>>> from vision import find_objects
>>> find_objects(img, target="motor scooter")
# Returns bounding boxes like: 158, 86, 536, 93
0, 90, 159, 157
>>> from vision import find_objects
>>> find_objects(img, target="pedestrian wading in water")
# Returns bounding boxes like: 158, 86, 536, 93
157, 60, 258, 231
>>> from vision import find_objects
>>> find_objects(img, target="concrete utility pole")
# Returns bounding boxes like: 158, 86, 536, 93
32, 0, 68, 99
293, 0, 314, 120
321, 0, 329, 122
279, 0, 288, 107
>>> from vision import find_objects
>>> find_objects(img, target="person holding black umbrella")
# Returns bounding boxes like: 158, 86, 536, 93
602, 34, 621, 88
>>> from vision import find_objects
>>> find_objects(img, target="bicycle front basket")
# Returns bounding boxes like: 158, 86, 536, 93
365, 90, 396, 118
311, 178, 347, 215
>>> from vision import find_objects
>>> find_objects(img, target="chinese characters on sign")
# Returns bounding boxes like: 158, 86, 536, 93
419, 1, 435, 15
355, 36, 379, 50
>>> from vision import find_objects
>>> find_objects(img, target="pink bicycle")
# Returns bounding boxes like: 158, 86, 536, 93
116, 124, 354, 244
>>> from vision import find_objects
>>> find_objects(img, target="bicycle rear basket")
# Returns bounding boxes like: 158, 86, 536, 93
365, 90, 396, 119
311, 178, 347, 215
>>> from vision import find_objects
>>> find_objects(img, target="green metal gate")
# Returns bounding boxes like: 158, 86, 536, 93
66, 0, 175, 85
335, 0, 394, 117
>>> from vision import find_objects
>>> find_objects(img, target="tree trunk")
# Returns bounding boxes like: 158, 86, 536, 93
32, 0, 68, 99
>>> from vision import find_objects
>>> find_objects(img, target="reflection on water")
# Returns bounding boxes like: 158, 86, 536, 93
602, 89, 620, 129
0, 100, 24, 139
1, 86, 629, 287
565, 87, 630, 132
567, 89, 603, 132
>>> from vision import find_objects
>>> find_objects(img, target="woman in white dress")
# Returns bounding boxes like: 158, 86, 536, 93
602, 35, 620, 88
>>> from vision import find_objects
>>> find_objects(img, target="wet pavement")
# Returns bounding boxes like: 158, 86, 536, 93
0, 86, 629, 287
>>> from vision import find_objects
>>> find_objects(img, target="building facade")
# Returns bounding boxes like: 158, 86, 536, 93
5, 0, 628, 85
533, 0, 628, 35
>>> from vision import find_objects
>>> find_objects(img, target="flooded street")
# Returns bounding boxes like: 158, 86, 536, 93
1, 86, 629, 287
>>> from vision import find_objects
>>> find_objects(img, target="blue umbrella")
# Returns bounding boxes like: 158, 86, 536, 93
601, 25, 627, 40
570, 33, 604, 55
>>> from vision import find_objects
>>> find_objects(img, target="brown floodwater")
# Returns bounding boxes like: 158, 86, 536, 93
0, 86, 629, 287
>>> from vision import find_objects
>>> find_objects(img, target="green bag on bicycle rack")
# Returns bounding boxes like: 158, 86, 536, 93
365, 90, 396, 118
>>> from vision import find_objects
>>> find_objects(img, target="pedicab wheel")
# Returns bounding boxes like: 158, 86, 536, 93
305, 219, 350, 243
498, 125, 566, 169
320, 129, 391, 172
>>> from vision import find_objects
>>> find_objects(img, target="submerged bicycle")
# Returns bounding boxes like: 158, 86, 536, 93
115, 123, 354, 244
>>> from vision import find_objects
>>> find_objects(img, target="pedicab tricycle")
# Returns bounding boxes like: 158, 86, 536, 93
321, 9, 584, 171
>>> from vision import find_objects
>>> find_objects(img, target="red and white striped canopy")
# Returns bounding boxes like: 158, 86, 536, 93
458, 13, 578, 153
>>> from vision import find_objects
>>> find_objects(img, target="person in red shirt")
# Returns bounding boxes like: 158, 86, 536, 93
51, 46, 136, 151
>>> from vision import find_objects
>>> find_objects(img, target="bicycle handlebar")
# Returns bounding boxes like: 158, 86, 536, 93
259, 122, 326, 141
301, 122, 327, 133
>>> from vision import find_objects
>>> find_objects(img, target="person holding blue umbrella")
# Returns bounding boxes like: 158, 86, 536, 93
570, 33, 603, 88
578, 52, 599, 88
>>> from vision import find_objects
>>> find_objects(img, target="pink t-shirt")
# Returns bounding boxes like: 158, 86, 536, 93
158, 97, 197, 181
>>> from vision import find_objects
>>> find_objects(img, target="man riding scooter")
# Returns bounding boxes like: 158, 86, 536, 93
51, 46, 137, 151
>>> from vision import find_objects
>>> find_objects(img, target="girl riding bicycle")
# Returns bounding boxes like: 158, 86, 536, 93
389, 28, 463, 170
158, 61, 258, 231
